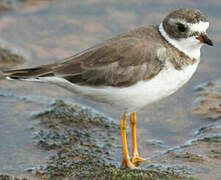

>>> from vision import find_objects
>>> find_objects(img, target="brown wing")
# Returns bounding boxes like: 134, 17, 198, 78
4, 26, 164, 87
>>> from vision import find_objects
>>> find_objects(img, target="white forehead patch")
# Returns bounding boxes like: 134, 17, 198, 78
169, 18, 209, 33
187, 21, 209, 33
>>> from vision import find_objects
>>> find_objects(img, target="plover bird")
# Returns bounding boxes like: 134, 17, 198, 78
2, 8, 213, 168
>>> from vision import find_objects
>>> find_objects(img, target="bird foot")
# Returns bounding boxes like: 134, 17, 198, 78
121, 159, 138, 169
131, 156, 150, 166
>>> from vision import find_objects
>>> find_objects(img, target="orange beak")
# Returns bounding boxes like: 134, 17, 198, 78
196, 33, 213, 46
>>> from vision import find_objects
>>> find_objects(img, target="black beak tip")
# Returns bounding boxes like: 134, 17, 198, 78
209, 40, 214, 46
206, 39, 213, 46
203, 35, 214, 46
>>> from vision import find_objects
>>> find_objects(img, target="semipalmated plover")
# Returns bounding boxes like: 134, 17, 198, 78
2, 8, 213, 168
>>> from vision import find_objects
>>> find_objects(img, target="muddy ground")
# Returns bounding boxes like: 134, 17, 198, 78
0, 99, 198, 180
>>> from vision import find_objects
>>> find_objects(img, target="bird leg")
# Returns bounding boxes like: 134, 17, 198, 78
130, 112, 145, 165
120, 113, 136, 168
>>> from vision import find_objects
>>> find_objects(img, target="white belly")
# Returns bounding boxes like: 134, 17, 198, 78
42, 61, 200, 113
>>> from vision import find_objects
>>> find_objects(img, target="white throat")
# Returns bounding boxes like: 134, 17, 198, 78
159, 23, 206, 60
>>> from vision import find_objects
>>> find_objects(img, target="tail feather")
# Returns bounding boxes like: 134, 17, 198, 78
3, 64, 57, 80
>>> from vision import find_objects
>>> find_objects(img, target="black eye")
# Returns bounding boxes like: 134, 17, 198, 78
176, 23, 186, 32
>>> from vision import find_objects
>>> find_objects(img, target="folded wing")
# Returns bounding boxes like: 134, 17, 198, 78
4, 26, 164, 87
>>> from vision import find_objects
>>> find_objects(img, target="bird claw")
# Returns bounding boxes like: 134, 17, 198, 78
121, 159, 138, 169
131, 156, 150, 166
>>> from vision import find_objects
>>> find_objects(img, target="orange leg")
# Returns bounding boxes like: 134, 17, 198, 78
130, 112, 145, 165
120, 113, 136, 168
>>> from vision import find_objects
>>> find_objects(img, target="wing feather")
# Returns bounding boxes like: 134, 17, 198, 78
4, 26, 165, 87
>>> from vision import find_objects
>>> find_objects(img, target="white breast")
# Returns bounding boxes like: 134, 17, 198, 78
41, 60, 200, 113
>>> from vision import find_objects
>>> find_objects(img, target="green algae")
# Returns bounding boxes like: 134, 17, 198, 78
31, 100, 197, 180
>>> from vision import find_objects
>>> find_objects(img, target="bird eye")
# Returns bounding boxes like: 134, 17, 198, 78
176, 23, 186, 32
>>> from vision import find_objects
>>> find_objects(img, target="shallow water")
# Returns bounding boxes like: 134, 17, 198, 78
0, 0, 221, 179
